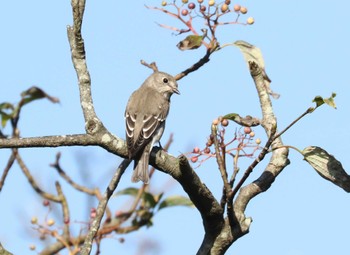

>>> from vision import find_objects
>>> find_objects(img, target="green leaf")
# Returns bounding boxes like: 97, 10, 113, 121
142, 192, 157, 208
114, 188, 159, 208
302, 146, 350, 192
0, 103, 15, 128
0, 103, 14, 112
158, 195, 194, 210
0, 113, 12, 128
20, 86, 60, 107
312, 92, 336, 109
222, 113, 239, 121
177, 35, 203, 51
115, 187, 139, 197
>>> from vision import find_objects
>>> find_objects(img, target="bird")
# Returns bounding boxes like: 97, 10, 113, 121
125, 71, 180, 183
234, 40, 280, 99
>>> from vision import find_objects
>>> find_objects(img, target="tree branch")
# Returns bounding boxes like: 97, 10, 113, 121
0, 149, 16, 191
231, 61, 290, 243
147, 149, 224, 255
67, 0, 105, 135
80, 159, 130, 255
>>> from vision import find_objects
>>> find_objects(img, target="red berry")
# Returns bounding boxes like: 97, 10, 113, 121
200, 5, 206, 12
188, 2, 196, 9
209, 134, 215, 141
181, 9, 189, 16
244, 127, 252, 134
221, 119, 229, 127
193, 147, 200, 153
43, 200, 50, 207
191, 156, 198, 163
204, 147, 211, 154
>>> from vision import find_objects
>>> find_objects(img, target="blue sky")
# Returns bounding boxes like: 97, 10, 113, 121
0, 1, 349, 254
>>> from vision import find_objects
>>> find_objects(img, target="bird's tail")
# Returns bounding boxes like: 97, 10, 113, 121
131, 147, 150, 184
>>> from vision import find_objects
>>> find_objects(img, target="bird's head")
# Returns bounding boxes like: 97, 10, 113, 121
150, 72, 180, 96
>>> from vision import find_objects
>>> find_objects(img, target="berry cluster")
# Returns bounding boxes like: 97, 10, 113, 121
149, 0, 254, 51
189, 116, 261, 166
29, 200, 61, 251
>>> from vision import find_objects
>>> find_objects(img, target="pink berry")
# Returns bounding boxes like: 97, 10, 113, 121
181, 9, 189, 16
221, 119, 229, 127
244, 127, 252, 134
233, 4, 241, 12
188, 2, 196, 9
193, 147, 200, 153
191, 156, 198, 163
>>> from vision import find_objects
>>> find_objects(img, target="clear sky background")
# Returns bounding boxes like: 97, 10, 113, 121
0, 1, 349, 255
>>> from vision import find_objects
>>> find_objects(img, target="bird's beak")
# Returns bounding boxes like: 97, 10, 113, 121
173, 87, 180, 95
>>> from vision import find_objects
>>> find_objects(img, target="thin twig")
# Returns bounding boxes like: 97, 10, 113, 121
51, 152, 96, 196
140, 60, 158, 72
273, 107, 313, 141
15, 152, 61, 202
0, 149, 17, 191
175, 48, 217, 81
211, 124, 231, 218
55, 181, 70, 239
229, 125, 276, 201
50, 152, 113, 223
80, 159, 131, 255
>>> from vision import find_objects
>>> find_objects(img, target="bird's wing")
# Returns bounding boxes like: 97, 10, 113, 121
125, 89, 169, 158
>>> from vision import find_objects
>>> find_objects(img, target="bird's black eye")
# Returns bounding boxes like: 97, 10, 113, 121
163, 77, 168, 83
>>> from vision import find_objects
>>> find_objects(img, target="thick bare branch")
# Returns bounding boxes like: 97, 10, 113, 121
67, 0, 104, 135
148, 150, 224, 255
231, 61, 290, 244
0, 133, 128, 158
0, 243, 13, 255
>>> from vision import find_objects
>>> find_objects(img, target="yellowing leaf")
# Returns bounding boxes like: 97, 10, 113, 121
302, 146, 350, 192
177, 35, 203, 51
312, 93, 336, 109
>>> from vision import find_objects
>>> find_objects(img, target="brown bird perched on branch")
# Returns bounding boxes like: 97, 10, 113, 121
125, 72, 180, 183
